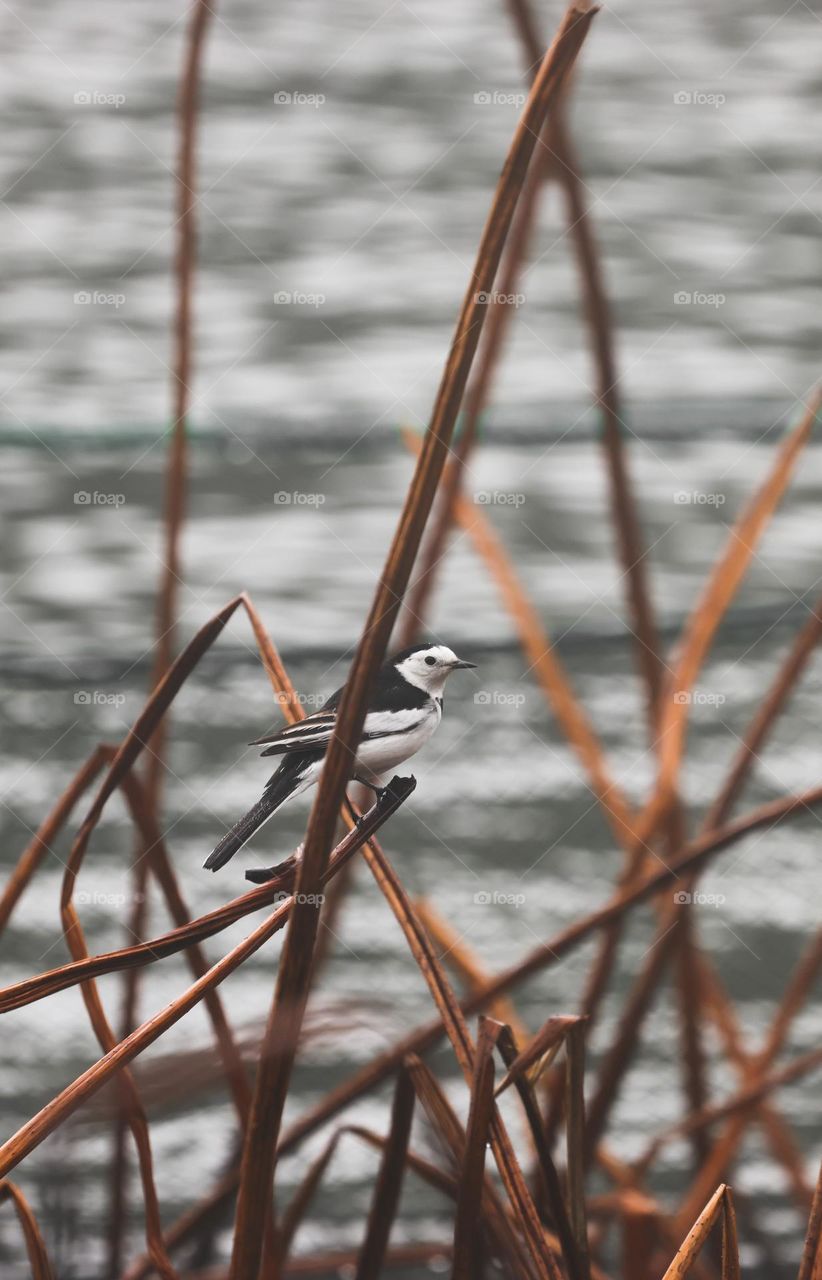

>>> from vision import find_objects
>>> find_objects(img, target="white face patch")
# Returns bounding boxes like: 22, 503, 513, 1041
394, 645, 462, 695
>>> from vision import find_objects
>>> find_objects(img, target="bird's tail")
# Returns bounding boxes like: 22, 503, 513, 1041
204, 773, 294, 872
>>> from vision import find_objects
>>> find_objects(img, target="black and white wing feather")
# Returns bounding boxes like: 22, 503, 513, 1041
249, 685, 343, 757
251, 711, 338, 757
250, 700, 432, 759
250, 676, 434, 758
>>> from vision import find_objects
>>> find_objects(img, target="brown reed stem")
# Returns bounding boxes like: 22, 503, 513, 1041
354, 830, 561, 1278
495, 1021, 585, 1280
0, 1180, 55, 1280
506, 0, 664, 730
402, 429, 639, 849
0, 783, 414, 1182
228, 11, 597, 1277
59, 810, 178, 1279
451, 1018, 503, 1279
405, 1055, 538, 1276
276, 782, 822, 1157
105, 857, 150, 1280
798, 1159, 822, 1280
639, 1044, 822, 1170
644, 384, 822, 836
0, 745, 109, 935
573, 387, 822, 1173
354, 1067, 416, 1280
119, 778, 822, 1279
148, 0, 213, 747
705, 590, 822, 830
397, 130, 545, 648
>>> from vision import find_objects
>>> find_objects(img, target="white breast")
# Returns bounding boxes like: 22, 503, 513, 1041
354, 700, 441, 781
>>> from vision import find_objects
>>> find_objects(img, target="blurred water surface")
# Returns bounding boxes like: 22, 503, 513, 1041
0, 0, 820, 437
2, 0, 822, 1275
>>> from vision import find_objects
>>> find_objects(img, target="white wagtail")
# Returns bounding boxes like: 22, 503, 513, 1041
204, 642, 476, 872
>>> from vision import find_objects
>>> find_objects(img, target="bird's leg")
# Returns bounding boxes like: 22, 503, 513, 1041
352, 775, 391, 825
352, 775, 416, 826
353, 775, 388, 801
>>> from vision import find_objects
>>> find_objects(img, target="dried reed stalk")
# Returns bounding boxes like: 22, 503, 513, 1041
706, 592, 822, 831
397, 124, 545, 648
59, 797, 178, 1279
452, 1018, 503, 1279
354, 1067, 416, 1280
0, 1180, 56, 1280
228, 10, 597, 1276
660, 1184, 738, 1279
405, 1054, 539, 1276
495, 1020, 586, 1280
505, 0, 664, 729
640, 1044, 822, 1170
273, 1132, 342, 1269
149, 0, 213, 720
0, 783, 413, 1179
646, 386, 821, 836
572, 389, 822, 1173
402, 429, 638, 848
262, 781, 822, 1165
0, 745, 109, 934
798, 1160, 822, 1280
413, 898, 531, 1045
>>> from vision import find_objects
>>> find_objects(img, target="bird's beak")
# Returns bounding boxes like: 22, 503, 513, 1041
451, 658, 477, 670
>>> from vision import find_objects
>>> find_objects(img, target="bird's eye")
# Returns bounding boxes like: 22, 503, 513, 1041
425, 655, 437, 666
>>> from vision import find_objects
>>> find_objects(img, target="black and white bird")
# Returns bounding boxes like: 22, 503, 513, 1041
204, 641, 476, 872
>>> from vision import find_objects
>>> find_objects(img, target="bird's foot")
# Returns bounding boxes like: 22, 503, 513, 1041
352, 775, 415, 824
376, 775, 416, 809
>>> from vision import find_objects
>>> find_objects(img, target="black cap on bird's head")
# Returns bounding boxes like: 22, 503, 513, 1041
390, 641, 476, 692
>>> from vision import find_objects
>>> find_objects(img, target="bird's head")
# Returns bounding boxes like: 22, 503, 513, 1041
391, 642, 476, 695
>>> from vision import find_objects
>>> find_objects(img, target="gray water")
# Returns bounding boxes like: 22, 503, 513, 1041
2, 0, 822, 1276
1, 0, 820, 438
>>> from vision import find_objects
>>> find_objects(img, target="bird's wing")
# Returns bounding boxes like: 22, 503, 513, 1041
250, 710, 338, 757
251, 704, 430, 758
360, 707, 431, 739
